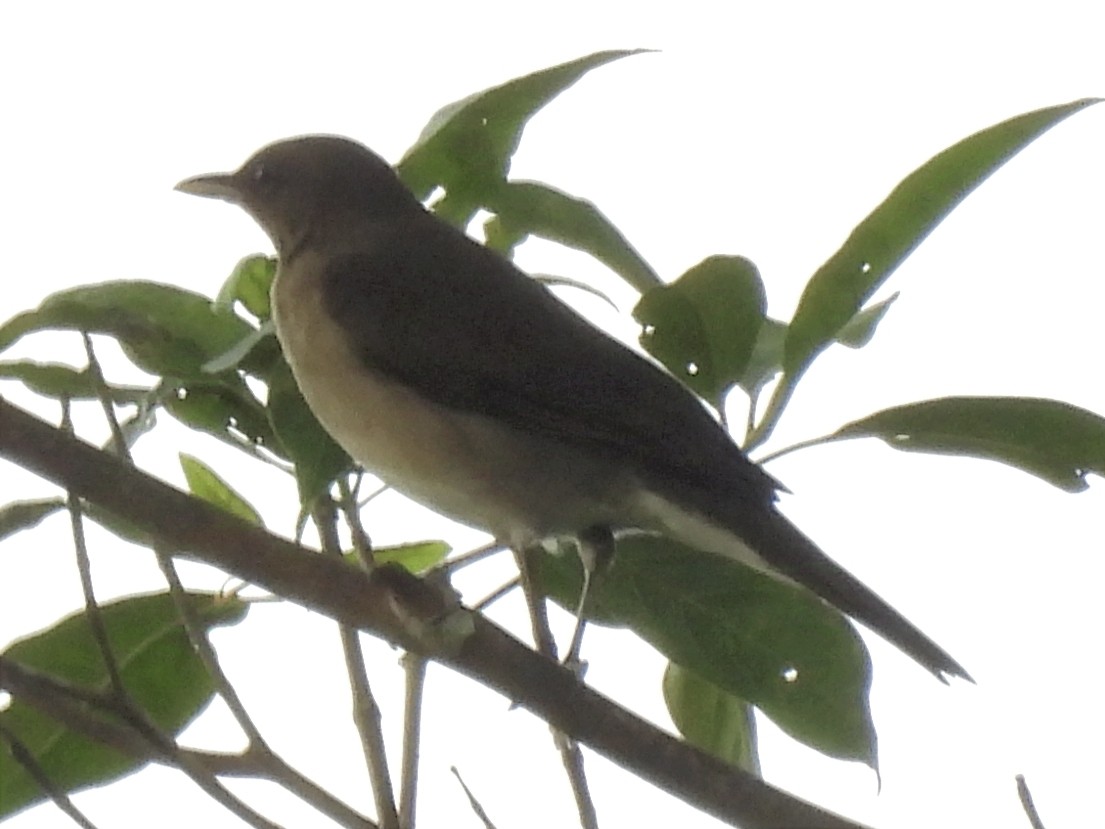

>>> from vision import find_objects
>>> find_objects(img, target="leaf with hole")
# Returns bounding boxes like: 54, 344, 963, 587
635, 256, 766, 408
835, 396, 1105, 492
398, 50, 648, 213
533, 535, 876, 766
0, 281, 255, 382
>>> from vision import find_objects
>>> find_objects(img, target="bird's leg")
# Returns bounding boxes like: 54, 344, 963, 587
564, 525, 616, 672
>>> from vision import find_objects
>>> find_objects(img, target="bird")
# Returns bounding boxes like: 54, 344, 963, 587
176, 135, 970, 682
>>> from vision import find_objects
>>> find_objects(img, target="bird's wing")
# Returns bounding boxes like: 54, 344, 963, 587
319, 211, 778, 508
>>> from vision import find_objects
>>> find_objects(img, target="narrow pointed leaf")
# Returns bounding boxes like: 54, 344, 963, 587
484, 180, 660, 293
0, 498, 64, 542
179, 453, 263, 526
835, 396, 1105, 492
398, 50, 647, 211
836, 292, 900, 349
784, 99, 1099, 383
0, 361, 149, 404
369, 541, 452, 574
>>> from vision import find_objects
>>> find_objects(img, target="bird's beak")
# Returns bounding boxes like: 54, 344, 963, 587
174, 173, 242, 203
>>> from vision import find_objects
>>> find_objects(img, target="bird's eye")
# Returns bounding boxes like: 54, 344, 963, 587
249, 162, 268, 185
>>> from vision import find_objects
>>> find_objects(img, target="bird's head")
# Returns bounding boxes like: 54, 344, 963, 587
175, 135, 417, 253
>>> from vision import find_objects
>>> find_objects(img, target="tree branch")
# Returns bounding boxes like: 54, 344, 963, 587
0, 395, 872, 829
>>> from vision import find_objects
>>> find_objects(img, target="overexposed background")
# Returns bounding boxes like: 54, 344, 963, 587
2, 3, 1103, 828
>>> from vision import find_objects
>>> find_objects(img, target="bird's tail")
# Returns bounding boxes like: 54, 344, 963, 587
747, 509, 972, 682
633, 489, 972, 681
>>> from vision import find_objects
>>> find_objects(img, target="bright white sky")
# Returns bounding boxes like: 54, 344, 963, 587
2, 3, 1104, 828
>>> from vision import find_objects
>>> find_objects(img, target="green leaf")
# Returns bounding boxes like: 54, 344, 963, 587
82, 503, 157, 549
214, 255, 276, 320
663, 661, 760, 775
370, 541, 452, 574
834, 396, 1105, 492
0, 498, 157, 548
785, 99, 1099, 379
484, 181, 661, 294
201, 322, 278, 375
635, 256, 766, 407
266, 363, 351, 505
739, 317, 787, 400
0, 592, 248, 820
0, 281, 255, 382
398, 50, 647, 211
161, 379, 281, 459
750, 98, 1101, 450
836, 292, 900, 349
0, 498, 64, 542
0, 361, 149, 403
179, 454, 263, 526
533, 536, 877, 765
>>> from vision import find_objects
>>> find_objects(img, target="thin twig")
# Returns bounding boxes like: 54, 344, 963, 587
1016, 775, 1047, 829
398, 653, 427, 829
753, 432, 838, 466
511, 549, 599, 829
350, 471, 388, 509
743, 375, 795, 454
66, 377, 204, 801
153, 548, 270, 745
554, 730, 599, 829
77, 341, 309, 829
0, 658, 375, 829
314, 498, 400, 829
144, 540, 357, 829
0, 657, 285, 829
87, 335, 273, 749
0, 722, 101, 829
242, 744, 378, 829
59, 395, 126, 699
745, 390, 760, 446
470, 575, 521, 612
439, 541, 505, 575
83, 333, 131, 460
338, 477, 375, 567
450, 766, 499, 829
